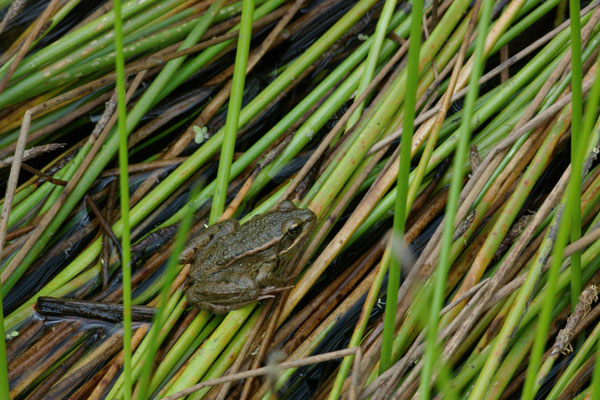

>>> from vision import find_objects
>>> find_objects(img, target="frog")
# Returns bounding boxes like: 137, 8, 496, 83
179, 200, 316, 314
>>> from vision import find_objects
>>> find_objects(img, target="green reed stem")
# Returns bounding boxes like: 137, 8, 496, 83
147, 313, 219, 396
188, 307, 261, 400
568, 0, 583, 311
330, 247, 391, 399
0, 0, 158, 80
521, 206, 570, 400
421, 1, 492, 398
586, 58, 600, 400
346, 0, 397, 131
0, 0, 168, 108
137, 185, 198, 400
211, 0, 254, 223
0, 287, 7, 400
113, 0, 132, 397
381, 0, 422, 373
489, 0, 562, 55
107, 292, 186, 399
164, 304, 255, 395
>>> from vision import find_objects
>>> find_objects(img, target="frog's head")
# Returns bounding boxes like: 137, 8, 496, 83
274, 200, 316, 264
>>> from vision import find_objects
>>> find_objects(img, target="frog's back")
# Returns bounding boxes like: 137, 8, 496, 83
227, 213, 284, 254
196, 206, 314, 273
198, 215, 279, 271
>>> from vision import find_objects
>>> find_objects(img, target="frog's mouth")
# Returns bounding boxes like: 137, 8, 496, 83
279, 225, 313, 264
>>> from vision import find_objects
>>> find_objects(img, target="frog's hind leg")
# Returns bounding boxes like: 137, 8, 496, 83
257, 285, 294, 298
179, 219, 238, 264
186, 274, 260, 314
198, 289, 293, 314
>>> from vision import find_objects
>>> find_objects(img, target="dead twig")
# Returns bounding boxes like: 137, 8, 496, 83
551, 285, 598, 356
0, 143, 65, 168
21, 163, 67, 186
85, 195, 123, 256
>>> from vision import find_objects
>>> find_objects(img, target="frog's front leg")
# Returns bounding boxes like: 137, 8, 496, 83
186, 273, 260, 314
179, 220, 238, 264
256, 261, 294, 287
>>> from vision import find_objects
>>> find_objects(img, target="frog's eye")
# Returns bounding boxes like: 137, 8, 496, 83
282, 218, 302, 238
